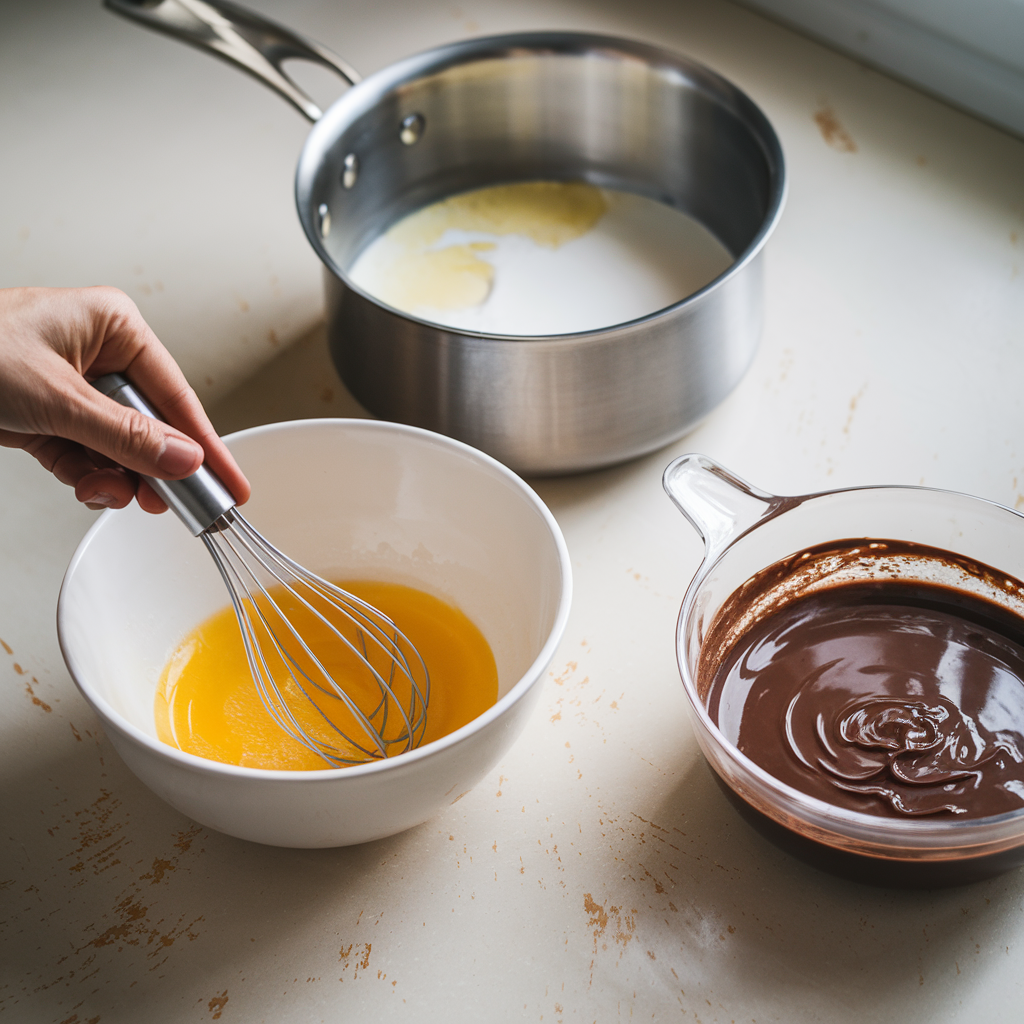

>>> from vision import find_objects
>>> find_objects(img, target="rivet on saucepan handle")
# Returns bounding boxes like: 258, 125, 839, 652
318, 203, 331, 238
90, 373, 237, 537
342, 153, 359, 189
400, 113, 425, 145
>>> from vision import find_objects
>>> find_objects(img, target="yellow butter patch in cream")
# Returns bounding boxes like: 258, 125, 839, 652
355, 181, 608, 315
389, 181, 609, 250
371, 242, 497, 311
348, 180, 734, 334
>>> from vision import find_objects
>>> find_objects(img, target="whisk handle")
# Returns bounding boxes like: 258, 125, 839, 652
91, 373, 237, 536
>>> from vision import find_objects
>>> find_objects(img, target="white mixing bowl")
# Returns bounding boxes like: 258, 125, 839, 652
57, 419, 571, 847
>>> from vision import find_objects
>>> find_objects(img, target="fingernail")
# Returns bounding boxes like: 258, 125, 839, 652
157, 436, 201, 476
84, 492, 118, 509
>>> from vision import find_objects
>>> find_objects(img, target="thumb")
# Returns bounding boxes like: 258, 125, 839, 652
55, 372, 204, 479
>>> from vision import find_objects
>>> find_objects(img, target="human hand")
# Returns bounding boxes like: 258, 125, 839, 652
0, 286, 250, 513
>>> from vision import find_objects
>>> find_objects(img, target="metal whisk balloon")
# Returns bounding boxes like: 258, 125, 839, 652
92, 374, 429, 766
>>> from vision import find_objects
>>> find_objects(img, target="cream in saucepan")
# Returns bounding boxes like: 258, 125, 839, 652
348, 181, 734, 335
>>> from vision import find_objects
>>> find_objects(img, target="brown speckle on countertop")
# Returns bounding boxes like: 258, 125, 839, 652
814, 105, 857, 153
208, 990, 228, 1019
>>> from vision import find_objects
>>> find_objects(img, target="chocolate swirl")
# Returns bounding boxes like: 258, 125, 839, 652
793, 688, 1013, 816
708, 580, 1024, 819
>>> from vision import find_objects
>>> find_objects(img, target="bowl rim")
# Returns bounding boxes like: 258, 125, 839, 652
57, 416, 573, 781
675, 481, 1024, 847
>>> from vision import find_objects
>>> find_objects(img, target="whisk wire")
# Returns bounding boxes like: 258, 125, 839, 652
243, 515, 430, 704
202, 511, 430, 765
204, 539, 317, 750
229, 515, 430, 738
203, 530, 385, 763
222, 520, 419, 751
91, 373, 431, 768
206, 526, 390, 761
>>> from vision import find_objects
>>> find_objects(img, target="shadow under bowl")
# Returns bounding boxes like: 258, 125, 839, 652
58, 418, 571, 848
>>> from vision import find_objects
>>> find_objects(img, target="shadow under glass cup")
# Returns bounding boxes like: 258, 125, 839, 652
665, 454, 1024, 887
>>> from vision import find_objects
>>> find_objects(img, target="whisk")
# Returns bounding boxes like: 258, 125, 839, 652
92, 374, 429, 767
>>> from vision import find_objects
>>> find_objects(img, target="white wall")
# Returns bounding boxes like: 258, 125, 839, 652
739, 0, 1024, 137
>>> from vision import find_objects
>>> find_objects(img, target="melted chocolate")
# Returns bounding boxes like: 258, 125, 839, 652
704, 543, 1024, 821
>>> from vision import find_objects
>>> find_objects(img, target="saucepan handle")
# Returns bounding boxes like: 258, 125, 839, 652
663, 454, 783, 563
104, 0, 361, 122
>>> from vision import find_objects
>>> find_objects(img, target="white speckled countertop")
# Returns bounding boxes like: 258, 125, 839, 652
3, 1, 1024, 1021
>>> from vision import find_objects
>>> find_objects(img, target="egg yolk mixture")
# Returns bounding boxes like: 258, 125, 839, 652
154, 581, 498, 770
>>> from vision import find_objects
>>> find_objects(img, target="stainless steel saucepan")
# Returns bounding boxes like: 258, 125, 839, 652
106, 0, 785, 474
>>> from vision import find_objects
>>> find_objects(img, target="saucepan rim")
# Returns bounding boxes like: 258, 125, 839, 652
294, 29, 787, 343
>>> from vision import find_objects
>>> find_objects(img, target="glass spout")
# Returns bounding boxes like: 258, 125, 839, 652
663, 454, 782, 562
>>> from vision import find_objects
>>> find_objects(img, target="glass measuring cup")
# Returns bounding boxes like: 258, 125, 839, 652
664, 454, 1024, 887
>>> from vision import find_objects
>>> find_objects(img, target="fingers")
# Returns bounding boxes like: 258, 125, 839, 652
135, 479, 168, 515
81, 289, 251, 503
44, 365, 205, 481
119, 351, 252, 503
75, 467, 143, 511
12, 431, 170, 513
0, 285, 251, 513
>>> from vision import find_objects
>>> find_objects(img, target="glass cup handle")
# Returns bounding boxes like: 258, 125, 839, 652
663, 454, 782, 562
